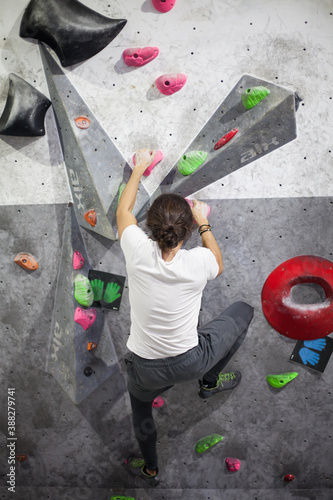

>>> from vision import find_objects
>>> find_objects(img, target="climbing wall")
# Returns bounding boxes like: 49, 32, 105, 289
0, 0, 333, 499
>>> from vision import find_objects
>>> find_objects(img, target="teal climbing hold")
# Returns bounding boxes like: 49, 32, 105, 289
242, 86, 270, 109
195, 433, 223, 453
178, 151, 208, 176
266, 372, 298, 388
74, 274, 94, 307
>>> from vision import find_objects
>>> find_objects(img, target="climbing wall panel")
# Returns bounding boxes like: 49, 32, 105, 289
136, 74, 297, 219
40, 44, 150, 240
47, 205, 119, 404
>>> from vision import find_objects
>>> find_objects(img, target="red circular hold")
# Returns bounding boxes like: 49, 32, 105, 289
262, 255, 333, 340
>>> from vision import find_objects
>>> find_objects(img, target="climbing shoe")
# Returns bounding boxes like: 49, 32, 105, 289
198, 371, 241, 399
126, 456, 159, 487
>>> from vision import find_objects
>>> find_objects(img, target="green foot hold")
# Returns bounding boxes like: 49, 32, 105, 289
266, 372, 298, 388
242, 86, 270, 109
110, 496, 135, 500
118, 183, 126, 204
195, 433, 223, 453
74, 274, 94, 307
178, 151, 208, 176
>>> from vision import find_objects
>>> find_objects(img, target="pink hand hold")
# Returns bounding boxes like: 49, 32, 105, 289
133, 150, 164, 176
73, 250, 84, 270
74, 307, 96, 331
123, 47, 159, 67
186, 198, 211, 217
152, 0, 176, 13
155, 74, 187, 95
152, 396, 165, 408
225, 457, 241, 472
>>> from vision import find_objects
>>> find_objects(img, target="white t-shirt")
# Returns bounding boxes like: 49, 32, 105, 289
120, 224, 219, 359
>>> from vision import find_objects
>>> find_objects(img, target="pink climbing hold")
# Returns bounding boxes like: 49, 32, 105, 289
186, 198, 211, 218
155, 74, 187, 96
152, 396, 165, 408
73, 250, 84, 270
74, 307, 96, 331
123, 47, 159, 67
225, 457, 241, 472
152, 0, 176, 13
133, 150, 163, 176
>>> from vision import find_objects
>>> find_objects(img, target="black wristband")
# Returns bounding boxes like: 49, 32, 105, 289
198, 224, 211, 233
199, 228, 212, 236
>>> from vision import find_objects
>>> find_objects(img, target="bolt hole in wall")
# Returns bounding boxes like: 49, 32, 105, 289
291, 283, 326, 304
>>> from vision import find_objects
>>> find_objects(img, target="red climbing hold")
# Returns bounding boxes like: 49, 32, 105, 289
73, 250, 84, 270
87, 342, 97, 351
152, 0, 176, 13
75, 116, 90, 129
74, 307, 96, 331
262, 255, 333, 340
133, 150, 163, 176
284, 474, 295, 482
155, 74, 187, 95
214, 129, 238, 150
16, 454, 27, 462
84, 209, 97, 227
123, 47, 159, 67
14, 252, 38, 270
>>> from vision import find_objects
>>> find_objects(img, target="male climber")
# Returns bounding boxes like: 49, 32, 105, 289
117, 149, 254, 486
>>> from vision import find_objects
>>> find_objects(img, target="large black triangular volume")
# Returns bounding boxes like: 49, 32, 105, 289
20, 0, 127, 67
0, 73, 51, 136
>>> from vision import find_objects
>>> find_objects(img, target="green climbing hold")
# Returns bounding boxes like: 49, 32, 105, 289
178, 151, 208, 176
241, 86, 270, 109
110, 496, 135, 500
118, 183, 126, 204
195, 433, 223, 453
266, 372, 298, 388
74, 273, 94, 307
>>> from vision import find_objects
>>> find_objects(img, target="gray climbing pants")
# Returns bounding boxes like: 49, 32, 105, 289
125, 301, 254, 402
125, 301, 254, 470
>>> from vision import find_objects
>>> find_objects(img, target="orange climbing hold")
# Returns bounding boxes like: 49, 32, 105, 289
14, 252, 38, 270
84, 209, 97, 227
75, 116, 90, 129
16, 454, 27, 462
87, 342, 97, 351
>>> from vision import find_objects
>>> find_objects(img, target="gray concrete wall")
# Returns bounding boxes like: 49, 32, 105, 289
1, 199, 332, 499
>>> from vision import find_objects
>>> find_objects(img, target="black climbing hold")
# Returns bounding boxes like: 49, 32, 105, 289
84, 366, 93, 377
0, 73, 51, 136
20, 0, 127, 67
